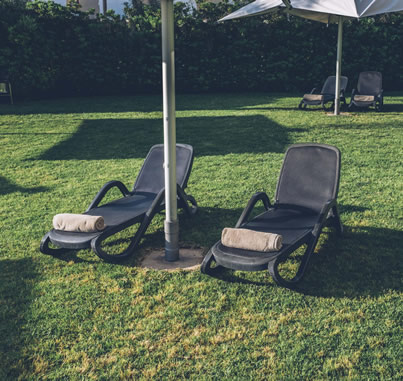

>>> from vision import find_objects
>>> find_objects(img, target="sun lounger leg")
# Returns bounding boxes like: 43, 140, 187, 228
176, 184, 198, 216
200, 251, 215, 274
329, 205, 343, 235
269, 201, 342, 286
375, 99, 382, 112
268, 235, 319, 288
92, 189, 166, 263
40, 232, 69, 256
298, 100, 306, 110
91, 218, 150, 263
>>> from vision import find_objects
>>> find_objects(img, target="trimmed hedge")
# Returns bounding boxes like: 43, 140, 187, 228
0, 0, 402, 99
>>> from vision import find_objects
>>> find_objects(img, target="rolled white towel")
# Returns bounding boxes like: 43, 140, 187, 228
354, 95, 375, 102
53, 213, 105, 232
221, 227, 282, 252
303, 94, 324, 102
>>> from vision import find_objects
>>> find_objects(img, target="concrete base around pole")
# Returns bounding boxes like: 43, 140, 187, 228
140, 248, 205, 271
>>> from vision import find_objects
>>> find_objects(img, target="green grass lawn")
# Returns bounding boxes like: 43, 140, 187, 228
0, 93, 402, 379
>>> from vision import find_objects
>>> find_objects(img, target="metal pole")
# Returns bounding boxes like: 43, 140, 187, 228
103, 0, 107, 14
334, 16, 343, 115
161, 0, 179, 261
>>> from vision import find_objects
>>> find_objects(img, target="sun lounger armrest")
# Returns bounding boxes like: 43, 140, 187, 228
312, 199, 337, 236
235, 192, 271, 228
177, 184, 198, 216
351, 88, 357, 98
310, 88, 317, 94
86, 180, 130, 211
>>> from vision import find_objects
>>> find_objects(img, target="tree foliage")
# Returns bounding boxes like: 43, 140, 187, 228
0, 0, 401, 99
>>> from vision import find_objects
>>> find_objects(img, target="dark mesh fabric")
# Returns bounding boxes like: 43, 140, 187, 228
86, 193, 155, 226
357, 71, 382, 95
321, 76, 348, 95
133, 144, 193, 194
276, 145, 340, 213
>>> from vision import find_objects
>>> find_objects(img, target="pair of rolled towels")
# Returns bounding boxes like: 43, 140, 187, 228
52, 215, 282, 253
53, 213, 105, 233
221, 227, 282, 252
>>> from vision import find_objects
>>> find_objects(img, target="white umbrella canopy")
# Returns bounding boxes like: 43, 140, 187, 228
221, 0, 403, 23
220, 0, 403, 114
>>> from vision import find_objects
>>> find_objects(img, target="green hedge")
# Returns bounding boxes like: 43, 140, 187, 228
0, 0, 402, 99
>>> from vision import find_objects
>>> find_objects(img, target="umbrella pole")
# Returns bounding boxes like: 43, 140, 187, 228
334, 16, 343, 115
161, 0, 179, 261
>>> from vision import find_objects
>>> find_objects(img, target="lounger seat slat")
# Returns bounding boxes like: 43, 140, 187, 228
85, 193, 157, 226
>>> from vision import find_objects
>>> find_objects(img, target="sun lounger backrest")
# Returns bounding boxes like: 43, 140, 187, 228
321, 76, 348, 95
357, 71, 382, 95
133, 144, 194, 194
275, 144, 341, 213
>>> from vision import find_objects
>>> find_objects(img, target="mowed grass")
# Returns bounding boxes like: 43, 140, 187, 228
0, 93, 402, 380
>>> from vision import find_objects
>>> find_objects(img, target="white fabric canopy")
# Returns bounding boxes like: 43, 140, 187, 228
220, 0, 403, 23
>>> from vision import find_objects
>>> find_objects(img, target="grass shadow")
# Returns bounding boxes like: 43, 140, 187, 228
299, 225, 402, 298
40, 248, 100, 265
0, 93, 283, 115
381, 103, 403, 113
207, 266, 274, 287
0, 258, 38, 379
0, 132, 70, 136
1, 93, 402, 116
0, 176, 49, 196
0, 96, 160, 115
241, 106, 300, 111
34, 115, 294, 160
349, 103, 403, 114
338, 204, 369, 214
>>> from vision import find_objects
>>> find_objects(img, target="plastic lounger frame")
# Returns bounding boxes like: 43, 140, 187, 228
349, 71, 383, 112
201, 143, 343, 288
40, 144, 198, 263
298, 76, 348, 111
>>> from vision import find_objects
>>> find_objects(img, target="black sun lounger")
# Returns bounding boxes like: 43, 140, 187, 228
201, 143, 342, 288
0, 72, 13, 105
40, 144, 198, 263
349, 71, 383, 111
299, 76, 348, 111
